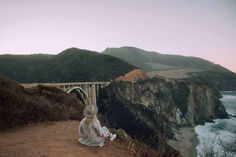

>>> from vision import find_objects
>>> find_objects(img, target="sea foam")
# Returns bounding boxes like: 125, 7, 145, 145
195, 92, 236, 157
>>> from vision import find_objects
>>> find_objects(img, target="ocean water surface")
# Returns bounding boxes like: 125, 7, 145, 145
195, 91, 236, 157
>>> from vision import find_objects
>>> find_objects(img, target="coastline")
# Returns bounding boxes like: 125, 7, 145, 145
168, 127, 199, 157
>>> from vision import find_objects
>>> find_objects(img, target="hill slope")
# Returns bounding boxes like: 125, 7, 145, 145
0, 48, 137, 83
103, 46, 236, 90
103, 46, 230, 73
0, 76, 85, 129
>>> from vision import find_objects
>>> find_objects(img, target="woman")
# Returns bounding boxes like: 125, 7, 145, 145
78, 105, 116, 147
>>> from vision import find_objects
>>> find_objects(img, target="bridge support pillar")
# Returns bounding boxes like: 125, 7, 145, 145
91, 84, 97, 106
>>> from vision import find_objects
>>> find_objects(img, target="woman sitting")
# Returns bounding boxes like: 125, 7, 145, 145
78, 105, 116, 147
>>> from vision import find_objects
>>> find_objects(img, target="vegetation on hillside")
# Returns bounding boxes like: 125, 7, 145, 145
188, 71, 236, 91
0, 48, 137, 83
0, 76, 84, 129
103, 46, 236, 90
103, 46, 230, 73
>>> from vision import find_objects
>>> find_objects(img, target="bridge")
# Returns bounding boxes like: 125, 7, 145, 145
21, 82, 110, 106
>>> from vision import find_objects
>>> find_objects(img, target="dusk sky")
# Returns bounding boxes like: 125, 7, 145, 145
0, 0, 235, 72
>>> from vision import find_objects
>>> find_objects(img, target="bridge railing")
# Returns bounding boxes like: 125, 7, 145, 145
21, 82, 110, 88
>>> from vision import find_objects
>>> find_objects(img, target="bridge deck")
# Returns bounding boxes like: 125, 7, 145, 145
21, 82, 110, 88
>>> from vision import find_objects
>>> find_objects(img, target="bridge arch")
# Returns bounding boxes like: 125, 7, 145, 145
21, 81, 110, 106
67, 86, 90, 106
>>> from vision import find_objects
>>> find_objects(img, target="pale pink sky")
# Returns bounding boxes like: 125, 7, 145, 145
0, 0, 235, 72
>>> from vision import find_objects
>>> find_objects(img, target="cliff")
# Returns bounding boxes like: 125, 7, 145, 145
98, 78, 228, 156
0, 76, 161, 157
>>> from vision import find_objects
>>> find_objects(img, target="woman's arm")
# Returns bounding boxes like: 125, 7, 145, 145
79, 122, 86, 137
93, 120, 104, 137
95, 128, 103, 137
79, 126, 85, 136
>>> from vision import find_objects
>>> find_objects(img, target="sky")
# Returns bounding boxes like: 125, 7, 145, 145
0, 0, 235, 72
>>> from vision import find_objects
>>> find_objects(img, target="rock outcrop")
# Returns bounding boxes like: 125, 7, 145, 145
115, 69, 148, 82
98, 78, 228, 156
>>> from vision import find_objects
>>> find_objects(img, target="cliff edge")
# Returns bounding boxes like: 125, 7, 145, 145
98, 78, 228, 156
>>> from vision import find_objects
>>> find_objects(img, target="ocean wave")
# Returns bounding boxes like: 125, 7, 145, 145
195, 92, 236, 157
195, 121, 236, 157
221, 95, 236, 100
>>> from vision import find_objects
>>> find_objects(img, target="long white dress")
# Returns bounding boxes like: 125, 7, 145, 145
79, 118, 105, 147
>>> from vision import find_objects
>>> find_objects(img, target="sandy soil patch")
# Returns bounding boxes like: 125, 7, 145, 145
0, 120, 134, 157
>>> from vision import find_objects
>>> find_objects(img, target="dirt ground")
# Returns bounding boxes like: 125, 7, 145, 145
0, 120, 135, 157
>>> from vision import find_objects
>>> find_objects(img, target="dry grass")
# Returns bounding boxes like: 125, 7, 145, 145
147, 68, 203, 79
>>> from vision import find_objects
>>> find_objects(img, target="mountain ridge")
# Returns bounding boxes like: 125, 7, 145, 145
1, 46, 235, 90
103, 46, 236, 90
103, 46, 231, 73
0, 48, 137, 83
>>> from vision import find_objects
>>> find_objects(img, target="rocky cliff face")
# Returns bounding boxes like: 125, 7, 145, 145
97, 78, 228, 155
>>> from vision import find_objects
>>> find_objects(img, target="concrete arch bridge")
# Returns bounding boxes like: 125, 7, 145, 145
21, 82, 110, 106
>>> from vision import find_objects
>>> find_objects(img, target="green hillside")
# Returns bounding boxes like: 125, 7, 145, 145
103, 46, 236, 90
0, 48, 137, 83
103, 46, 230, 73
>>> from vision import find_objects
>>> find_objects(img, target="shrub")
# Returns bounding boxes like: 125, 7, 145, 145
0, 76, 84, 129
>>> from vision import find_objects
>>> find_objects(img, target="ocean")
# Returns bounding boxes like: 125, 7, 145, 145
195, 91, 236, 157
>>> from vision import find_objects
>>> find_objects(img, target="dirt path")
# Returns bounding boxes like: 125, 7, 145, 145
0, 120, 134, 157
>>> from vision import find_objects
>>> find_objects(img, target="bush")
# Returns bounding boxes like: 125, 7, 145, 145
0, 76, 85, 129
